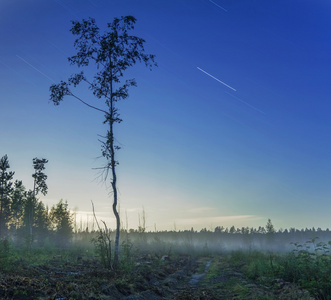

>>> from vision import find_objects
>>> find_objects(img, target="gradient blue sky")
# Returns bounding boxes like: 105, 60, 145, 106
1, 0, 331, 231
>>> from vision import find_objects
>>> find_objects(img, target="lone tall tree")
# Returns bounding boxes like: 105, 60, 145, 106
49, 16, 156, 267
28, 158, 48, 240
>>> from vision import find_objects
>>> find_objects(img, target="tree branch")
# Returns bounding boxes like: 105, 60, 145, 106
91, 200, 102, 232
83, 77, 112, 101
69, 92, 109, 114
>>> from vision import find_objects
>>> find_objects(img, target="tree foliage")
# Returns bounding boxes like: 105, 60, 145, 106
0, 155, 15, 237
33, 201, 50, 246
10, 180, 25, 230
49, 16, 156, 267
32, 158, 48, 196
50, 200, 73, 247
266, 218, 275, 234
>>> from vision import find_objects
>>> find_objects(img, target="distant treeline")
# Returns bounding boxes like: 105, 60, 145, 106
114, 222, 331, 254
122, 219, 330, 235
2, 154, 330, 253
73, 219, 331, 254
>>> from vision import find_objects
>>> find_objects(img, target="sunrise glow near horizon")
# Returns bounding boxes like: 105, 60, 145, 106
1, 0, 331, 231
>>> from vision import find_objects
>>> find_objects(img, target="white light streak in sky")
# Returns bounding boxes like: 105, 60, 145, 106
16, 55, 55, 83
225, 91, 266, 115
197, 67, 236, 91
48, 41, 69, 57
208, 0, 228, 12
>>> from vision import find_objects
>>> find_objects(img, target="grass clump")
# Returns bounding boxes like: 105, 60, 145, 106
222, 240, 331, 299
0, 238, 15, 271
280, 238, 331, 299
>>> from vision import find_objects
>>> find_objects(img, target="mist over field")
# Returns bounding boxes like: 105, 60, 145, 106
2, 151, 331, 298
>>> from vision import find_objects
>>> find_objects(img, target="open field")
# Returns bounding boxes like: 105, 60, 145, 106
1, 231, 331, 299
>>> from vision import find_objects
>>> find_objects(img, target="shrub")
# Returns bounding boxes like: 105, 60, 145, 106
281, 239, 331, 298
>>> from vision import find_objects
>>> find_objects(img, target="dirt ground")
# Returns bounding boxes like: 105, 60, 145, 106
0, 254, 313, 299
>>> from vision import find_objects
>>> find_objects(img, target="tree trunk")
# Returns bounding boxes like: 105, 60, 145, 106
110, 88, 120, 268
112, 177, 120, 268
110, 132, 120, 267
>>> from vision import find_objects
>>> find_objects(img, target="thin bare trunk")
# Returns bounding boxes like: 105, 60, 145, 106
111, 171, 120, 267
110, 78, 120, 268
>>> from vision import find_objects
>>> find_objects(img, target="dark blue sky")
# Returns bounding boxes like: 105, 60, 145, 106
1, 0, 331, 230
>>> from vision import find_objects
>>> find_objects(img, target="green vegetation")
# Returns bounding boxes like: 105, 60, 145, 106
1, 154, 331, 298
281, 239, 331, 298
0, 219, 330, 298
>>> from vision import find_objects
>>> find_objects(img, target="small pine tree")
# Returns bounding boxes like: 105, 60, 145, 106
266, 218, 275, 234
10, 180, 25, 231
50, 200, 73, 247
34, 201, 50, 246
